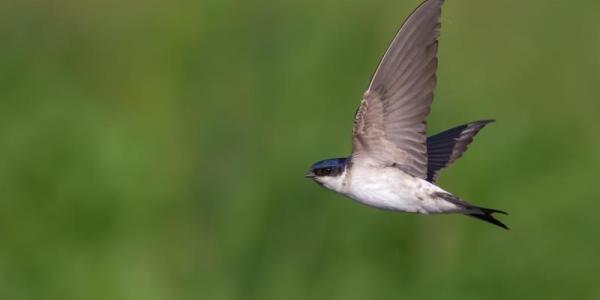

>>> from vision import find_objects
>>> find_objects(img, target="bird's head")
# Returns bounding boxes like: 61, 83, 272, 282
305, 157, 348, 191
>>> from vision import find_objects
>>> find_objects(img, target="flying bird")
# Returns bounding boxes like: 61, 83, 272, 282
306, 0, 508, 229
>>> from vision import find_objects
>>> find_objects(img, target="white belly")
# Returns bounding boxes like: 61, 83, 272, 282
341, 166, 459, 214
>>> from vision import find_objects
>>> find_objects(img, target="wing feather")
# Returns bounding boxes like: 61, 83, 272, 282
352, 0, 443, 178
426, 120, 494, 182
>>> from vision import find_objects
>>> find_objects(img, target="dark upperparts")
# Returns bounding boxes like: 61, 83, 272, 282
311, 157, 348, 169
307, 157, 349, 177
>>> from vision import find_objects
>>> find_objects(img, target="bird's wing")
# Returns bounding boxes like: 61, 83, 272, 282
426, 120, 494, 182
351, 0, 443, 178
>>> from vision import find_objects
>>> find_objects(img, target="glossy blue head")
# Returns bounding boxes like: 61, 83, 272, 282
305, 157, 348, 179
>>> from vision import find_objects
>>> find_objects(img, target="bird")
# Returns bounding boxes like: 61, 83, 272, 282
305, 0, 508, 229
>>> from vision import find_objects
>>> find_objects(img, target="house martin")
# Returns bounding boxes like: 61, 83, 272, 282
306, 0, 508, 229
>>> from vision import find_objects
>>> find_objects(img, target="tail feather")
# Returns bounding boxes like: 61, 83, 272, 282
466, 207, 509, 230
432, 192, 508, 230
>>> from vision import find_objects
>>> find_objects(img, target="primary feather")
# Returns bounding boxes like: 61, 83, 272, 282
426, 120, 494, 182
352, 0, 444, 178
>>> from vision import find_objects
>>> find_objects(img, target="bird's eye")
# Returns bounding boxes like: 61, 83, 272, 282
317, 167, 332, 176
314, 167, 334, 176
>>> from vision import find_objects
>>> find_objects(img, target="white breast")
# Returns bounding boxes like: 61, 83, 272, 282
339, 165, 460, 214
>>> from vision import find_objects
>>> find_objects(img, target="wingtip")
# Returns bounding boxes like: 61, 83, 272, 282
475, 119, 496, 126
466, 119, 496, 132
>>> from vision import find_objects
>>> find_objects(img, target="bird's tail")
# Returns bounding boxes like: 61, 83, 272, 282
433, 192, 509, 230
465, 206, 509, 230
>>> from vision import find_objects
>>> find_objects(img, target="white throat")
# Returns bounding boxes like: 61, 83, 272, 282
315, 167, 348, 193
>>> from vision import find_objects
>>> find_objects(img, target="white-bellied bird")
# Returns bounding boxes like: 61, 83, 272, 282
306, 0, 508, 229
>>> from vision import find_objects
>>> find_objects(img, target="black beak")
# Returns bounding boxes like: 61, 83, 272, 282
305, 171, 316, 178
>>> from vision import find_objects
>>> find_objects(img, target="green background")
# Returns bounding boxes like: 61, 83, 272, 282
2, 0, 599, 299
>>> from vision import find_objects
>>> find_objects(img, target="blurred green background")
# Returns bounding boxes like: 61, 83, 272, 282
2, 0, 600, 299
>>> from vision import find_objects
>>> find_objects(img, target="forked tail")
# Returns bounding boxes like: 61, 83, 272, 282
433, 192, 509, 230
466, 207, 509, 230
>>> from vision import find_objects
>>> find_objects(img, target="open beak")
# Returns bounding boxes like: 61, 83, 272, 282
305, 171, 316, 178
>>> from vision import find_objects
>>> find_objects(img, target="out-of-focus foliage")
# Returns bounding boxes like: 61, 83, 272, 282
1, 0, 600, 299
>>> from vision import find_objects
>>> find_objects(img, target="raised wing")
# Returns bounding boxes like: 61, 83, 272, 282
351, 0, 443, 178
426, 120, 494, 182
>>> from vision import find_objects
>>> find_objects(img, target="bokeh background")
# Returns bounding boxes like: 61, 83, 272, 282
2, 0, 600, 299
